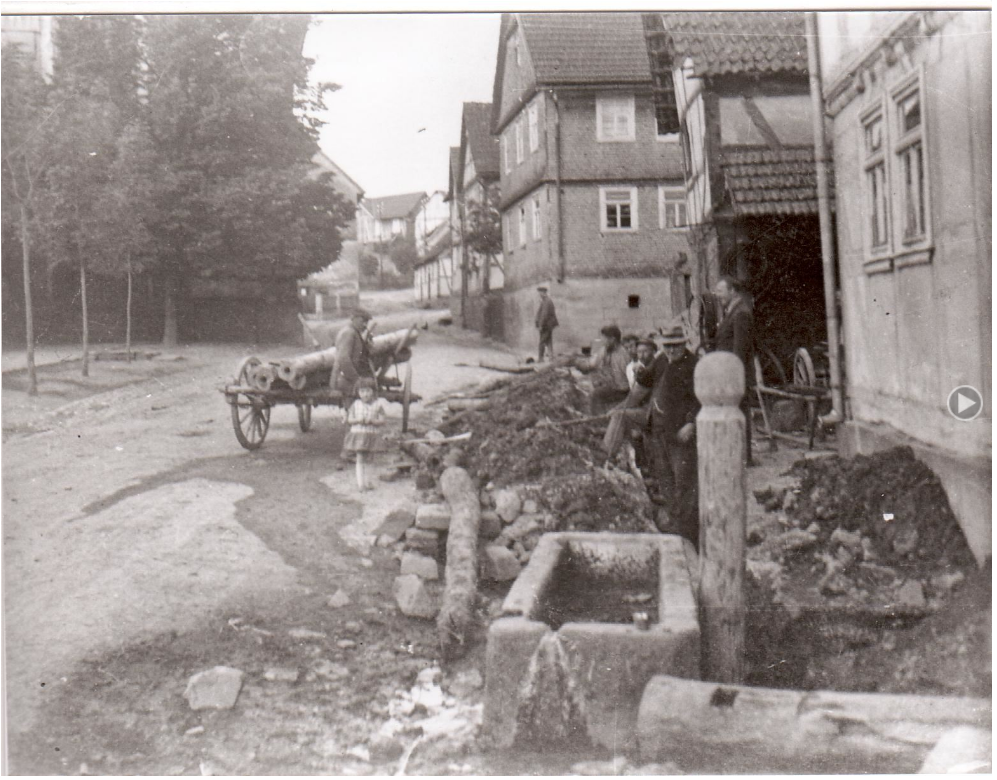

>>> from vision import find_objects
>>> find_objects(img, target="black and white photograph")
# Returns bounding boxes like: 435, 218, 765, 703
1, 5, 991, 774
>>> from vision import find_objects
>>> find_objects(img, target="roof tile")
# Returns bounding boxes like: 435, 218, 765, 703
719, 147, 830, 217
462, 102, 500, 178
519, 12, 652, 85
659, 12, 808, 78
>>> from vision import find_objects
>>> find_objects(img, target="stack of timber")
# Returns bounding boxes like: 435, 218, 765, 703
243, 328, 417, 393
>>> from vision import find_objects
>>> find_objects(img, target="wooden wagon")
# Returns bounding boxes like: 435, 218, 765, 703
221, 326, 420, 450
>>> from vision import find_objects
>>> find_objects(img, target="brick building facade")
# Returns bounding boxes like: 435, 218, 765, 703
492, 13, 691, 353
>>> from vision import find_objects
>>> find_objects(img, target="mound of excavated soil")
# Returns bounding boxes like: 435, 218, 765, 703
437, 368, 653, 533
745, 446, 988, 697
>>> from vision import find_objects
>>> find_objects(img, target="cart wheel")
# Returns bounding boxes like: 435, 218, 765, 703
793, 348, 816, 388
297, 403, 312, 433
230, 356, 271, 450
231, 394, 270, 450
401, 362, 413, 434
758, 345, 789, 388
793, 347, 818, 433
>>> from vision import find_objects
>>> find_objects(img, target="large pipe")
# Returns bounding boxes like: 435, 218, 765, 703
805, 12, 845, 426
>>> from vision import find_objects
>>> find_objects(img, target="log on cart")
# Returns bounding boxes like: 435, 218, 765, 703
221, 327, 420, 451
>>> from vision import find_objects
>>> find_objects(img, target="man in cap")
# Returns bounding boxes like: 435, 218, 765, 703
331, 308, 375, 395
581, 324, 631, 414
534, 286, 558, 361
635, 325, 700, 547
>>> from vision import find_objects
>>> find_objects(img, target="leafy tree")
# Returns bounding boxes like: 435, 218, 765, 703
34, 15, 143, 375
462, 185, 503, 292
1, 46, 51, 394
141, 14, 349, 344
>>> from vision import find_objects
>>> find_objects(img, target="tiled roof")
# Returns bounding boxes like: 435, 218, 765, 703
519, 12, 652, 84
719, 147, 828, 217
463, 102, 500, 177
658, 12, 808, 78
363, 192, 426, 221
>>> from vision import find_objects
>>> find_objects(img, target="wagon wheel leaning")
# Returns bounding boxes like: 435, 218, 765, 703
758, 344, 789, 389
231, 356, 271, 450
401, 362, 413, 434
297, 403, 313, 433
793, 347, 818, 433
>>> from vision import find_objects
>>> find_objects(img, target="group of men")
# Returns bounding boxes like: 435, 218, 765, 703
539, 277, 754, 548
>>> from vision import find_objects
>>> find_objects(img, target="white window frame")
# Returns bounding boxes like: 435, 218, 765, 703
599, 186, 638, 232
596, 94, 636, 142
528, 103, 539, 152
515, 118, 524, 164
890, 70, 930, 250
658, 185, 688, 230
518, 204, 527, 247
860, 99, 891, 258
532, 194, 542, 240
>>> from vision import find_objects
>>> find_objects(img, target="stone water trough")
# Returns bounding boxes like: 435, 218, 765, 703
484, 532, 700, 752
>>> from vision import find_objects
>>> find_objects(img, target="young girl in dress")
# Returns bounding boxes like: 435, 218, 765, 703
342, 377, 389, 491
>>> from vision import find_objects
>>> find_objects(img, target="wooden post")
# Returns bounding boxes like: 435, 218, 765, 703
694, 351, 746, 683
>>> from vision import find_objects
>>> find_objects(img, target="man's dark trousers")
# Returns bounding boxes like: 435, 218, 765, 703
538, 328, 554, 361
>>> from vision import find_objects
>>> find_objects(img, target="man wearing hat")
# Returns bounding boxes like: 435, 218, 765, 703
331, 308, 375, 395
635, 325, 701, 547
534, 286, 558, 361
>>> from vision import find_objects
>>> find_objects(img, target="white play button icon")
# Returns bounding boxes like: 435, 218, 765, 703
947, 386, 983, 421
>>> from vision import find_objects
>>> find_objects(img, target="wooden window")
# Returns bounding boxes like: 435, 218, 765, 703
515, 118, 524, 164
518, 204, 527, 247
502, 133, 510, 174
658, 186, 688, 230
861, 108, 890, 252
532, 195, 541, 240
600, 186, 638, 232
893, 80, 927, 244
596, 94, 635, 142
528, 103, 539, 152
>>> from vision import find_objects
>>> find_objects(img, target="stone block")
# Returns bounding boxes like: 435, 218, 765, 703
502, 513, 540, 542
478, 511, 502, 540
184, 666, 245, 711
400, 551, 440, 581
522, 499, 539, 515
494, 488, 522, 523
404, 527, 440, 555
326, 589, 351, 608
393, 574, 439, 619
481, 545, 521, 582
415, 503, 452, 531
375, 508, 416, 543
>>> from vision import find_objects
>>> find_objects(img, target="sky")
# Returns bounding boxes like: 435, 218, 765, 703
303, 13, 502, 199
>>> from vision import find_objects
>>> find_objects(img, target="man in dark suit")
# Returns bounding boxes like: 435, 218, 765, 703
713, 275, 754, 465
635, 326, 700, 547
331, 308, 374, 395
534, 286, 558, 361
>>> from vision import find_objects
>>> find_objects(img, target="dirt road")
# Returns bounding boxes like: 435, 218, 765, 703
2, 323, 531, 774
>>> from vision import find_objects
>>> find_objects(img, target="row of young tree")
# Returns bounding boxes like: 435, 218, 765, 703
1, 15, 352, 394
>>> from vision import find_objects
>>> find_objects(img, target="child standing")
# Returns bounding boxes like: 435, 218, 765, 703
342, 377, 389, 491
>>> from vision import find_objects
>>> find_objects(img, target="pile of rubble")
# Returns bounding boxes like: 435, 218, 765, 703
377, 484, 571, 620
748, 445, 975, 611
430, 366, 654, 533
743, 446, 986, 695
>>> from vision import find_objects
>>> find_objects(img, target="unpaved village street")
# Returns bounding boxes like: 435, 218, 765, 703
2, 312, 547, 775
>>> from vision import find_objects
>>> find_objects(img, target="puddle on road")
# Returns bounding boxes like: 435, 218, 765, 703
75, 415, 365, 589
